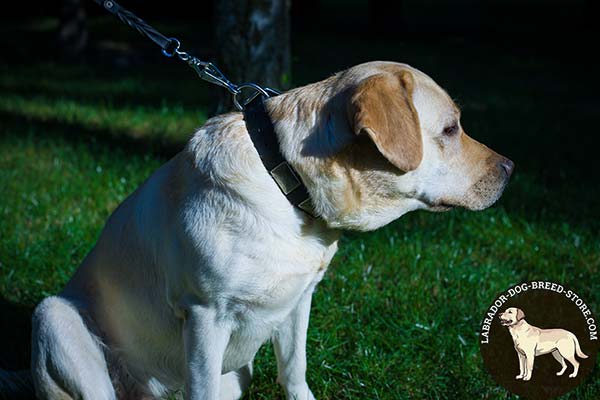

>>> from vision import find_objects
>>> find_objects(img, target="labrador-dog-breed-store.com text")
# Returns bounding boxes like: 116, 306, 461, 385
31, 61, 514, 399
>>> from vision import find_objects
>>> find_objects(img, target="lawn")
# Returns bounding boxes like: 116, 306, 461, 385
1, 16, 599, 399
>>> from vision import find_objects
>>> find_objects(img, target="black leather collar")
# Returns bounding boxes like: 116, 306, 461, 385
243, 96, 316, 218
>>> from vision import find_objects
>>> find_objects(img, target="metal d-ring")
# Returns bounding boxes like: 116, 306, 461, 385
233, 83, 270, 111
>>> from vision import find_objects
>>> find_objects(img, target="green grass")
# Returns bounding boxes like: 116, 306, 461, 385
1, 18, 599, 399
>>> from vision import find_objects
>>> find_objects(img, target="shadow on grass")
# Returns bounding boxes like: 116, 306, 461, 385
0, 297, 31, 371
0, 297, 35, 399
0, 66, 212, 113
0, 110, 184, 160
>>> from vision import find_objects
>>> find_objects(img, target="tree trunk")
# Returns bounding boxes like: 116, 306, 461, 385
213, 0, 292, 114
58, 0, 88, 59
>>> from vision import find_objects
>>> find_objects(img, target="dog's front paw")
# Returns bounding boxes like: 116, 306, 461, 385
568, 372, 577, 378
522, 375, 532, 381
284, 383, 316, 400
515, 374, 523, 380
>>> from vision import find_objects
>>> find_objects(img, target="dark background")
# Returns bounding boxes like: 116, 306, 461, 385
1, 0, 599, 399
6, 1, 600, 66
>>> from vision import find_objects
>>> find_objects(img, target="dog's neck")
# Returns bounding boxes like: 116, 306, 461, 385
264, 78, 422, 231
507, 319, 530, 337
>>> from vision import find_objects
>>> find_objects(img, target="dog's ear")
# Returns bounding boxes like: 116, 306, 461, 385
516, 308, 525, 321
347, 71, 422, 172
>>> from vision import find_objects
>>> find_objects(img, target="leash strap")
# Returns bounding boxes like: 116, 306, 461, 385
244, 97, 316, 218
92, 0, 178, 55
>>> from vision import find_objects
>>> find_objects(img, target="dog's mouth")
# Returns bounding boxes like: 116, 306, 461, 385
499, 318, 512, 326
436, 202, 456, 211
419, 197, 457, 212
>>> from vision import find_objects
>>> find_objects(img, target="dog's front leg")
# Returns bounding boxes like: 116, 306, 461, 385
183, 303, 231, 400
523, 349, 535, 381
516, 351, 525, 379
273, 286, 317, 400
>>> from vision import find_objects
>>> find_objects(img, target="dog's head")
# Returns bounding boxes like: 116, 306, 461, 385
499, 307, 525, 327
272, 61, 513, 230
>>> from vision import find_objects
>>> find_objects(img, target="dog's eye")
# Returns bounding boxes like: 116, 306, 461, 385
442, 122, 459, 136
508, 310, 512, 313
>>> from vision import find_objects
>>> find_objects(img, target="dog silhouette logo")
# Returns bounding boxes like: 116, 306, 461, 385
480, 282, 598, 399
499, 307, 588, 381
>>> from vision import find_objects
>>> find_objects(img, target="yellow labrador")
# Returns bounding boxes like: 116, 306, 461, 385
31, 61, 513, 399
500, 307, 588, 380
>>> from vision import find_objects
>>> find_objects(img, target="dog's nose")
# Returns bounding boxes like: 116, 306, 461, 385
499, 158, 514, 178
